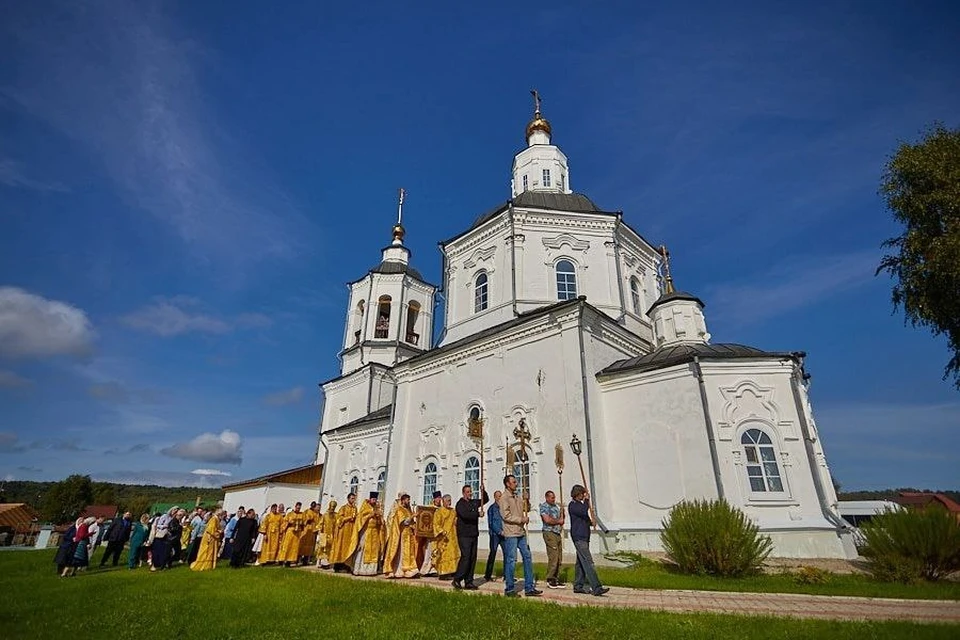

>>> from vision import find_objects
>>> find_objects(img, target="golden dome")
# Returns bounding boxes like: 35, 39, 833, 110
392, 222, 406, 244
526, 112, 552, 139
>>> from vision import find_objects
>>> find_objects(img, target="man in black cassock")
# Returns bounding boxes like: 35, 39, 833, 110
452, 483, 489, 590
230, 509, 259, 568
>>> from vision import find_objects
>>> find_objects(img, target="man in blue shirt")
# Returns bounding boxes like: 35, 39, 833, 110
482, 490, 503, 582
568, 485, 608, 596
539, 491, 565, 588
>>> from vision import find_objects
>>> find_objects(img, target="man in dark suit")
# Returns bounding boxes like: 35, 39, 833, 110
230, 509, 259, 567
452, 483, 489, 590
99, 512, 132, 568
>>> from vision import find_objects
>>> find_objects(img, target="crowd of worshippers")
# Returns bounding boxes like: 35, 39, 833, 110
52, 474, 608, 597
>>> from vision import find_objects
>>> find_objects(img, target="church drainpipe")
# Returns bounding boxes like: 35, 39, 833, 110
436, 243, 449, 346
612, 214, 627, 324
692, 356, 726, 500
576, 303, 610, 535
509, 203, 518, 318
379, 380, 401, 504
317, 432, 330, 506
788, 356, 851, 533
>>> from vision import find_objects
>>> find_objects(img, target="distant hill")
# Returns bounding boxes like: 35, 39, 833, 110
0, 479, 223, 517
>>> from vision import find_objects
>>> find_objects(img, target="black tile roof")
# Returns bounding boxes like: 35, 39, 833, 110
370, 260, 426, 282
646, 290, 705, 315
323, 404, 393, 435
599, 342, 797, 376
467, 191, 608, 233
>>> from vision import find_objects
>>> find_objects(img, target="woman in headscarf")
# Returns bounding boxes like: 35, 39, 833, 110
127, 514, 150, 570
63, 517, 94, 577
190, 509, 222, 571
55, 518, 81, 576
149, 507, 176, 572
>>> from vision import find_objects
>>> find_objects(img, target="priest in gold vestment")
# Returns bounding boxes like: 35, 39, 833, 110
257, 504, 283, 565
315, 500, 337, 569
298, 501, 321, 565
418, 491, 444, 576
190, 509, 222, 572
278, 502, 307, 567
433, 494, 461, 579
352, 492, 386, 576
329, 493, 359, 572
384, 492, 419, 578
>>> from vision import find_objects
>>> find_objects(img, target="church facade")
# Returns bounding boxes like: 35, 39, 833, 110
309, 103, 857, 559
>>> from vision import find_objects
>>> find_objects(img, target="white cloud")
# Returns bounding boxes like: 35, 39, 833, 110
191, 468, 232, 477
0, 369, 32, 389
1, 4, 308, 277
160, 429, 242, 464
87, 381, 166, 404
120, 297, 272, 337
94, 469, 229, 488
706, 250, 879, 325
0, 287, 96, 359
263, 386, 304, 407
0, 157, 68, 192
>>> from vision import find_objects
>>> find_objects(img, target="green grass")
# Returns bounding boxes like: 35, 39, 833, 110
556, 555, 960, 600
0, 550, 956, 640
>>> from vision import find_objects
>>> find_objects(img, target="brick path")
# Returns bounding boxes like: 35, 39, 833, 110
307, 568, 960, 624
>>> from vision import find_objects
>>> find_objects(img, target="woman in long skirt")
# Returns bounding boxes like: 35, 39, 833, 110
190, 510, 221, 571
62, 518, 93, 577
55, 519, 80, 575
149, 509, 174, 572
127, 514, 150, 569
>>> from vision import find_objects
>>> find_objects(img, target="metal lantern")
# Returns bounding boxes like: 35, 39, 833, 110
570, 434, 583, 456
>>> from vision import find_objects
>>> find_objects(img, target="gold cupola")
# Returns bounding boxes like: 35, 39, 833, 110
526, 89, 552, 141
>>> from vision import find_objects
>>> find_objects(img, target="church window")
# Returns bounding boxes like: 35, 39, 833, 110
522, 174, 528, 191
556, 260, 577, 300
376, 469, 386, 497
474, 272, 489, 312
375, 295, 391, 339
405, 301, 421, 345
353, 299, 365, 344
542, 168, 551, 187
741, 429, 784, 493
349, 475, 360, 498
464, 456, 480, 494
630, 277, 642, 315
513, 461, 531, 506
422, 462, 438, 505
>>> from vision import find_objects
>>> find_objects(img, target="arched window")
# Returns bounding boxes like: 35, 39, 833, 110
741, 429, 784, 492
630, 277, 642, 315
375, 295, 391, 339
474, 272, 489, 313
513, 461, 530, 508
556, 260, 577, 301
422, 462, 438, 505
376, 469, 386, 497
354, 299, 365, 344
349, 475, 360, 498
464, 456, 480, 493
467, 404, 483, 438
405, 301, 421, 345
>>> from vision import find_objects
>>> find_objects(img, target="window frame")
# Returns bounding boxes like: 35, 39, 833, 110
630, 276, 642, 315
376, 469, 386, 497
474, 271, 489, 313
464, 455, 481, 494
422, 461, 438, 505
348, 475, 360, 498
374, 295, 392, 339
542, 168, 551, 187
522, 174, 528, 191
740, 427, 788, 499
555, 259, 578, 301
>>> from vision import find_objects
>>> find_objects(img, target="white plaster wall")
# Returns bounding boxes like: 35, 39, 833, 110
320, 423, 390, 505
511, 144, 571, 196
223, 484, 319, 516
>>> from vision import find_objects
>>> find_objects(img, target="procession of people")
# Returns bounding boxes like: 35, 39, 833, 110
52, 475, 607, 597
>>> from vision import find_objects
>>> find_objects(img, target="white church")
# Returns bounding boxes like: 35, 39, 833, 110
224, 98, 857, 560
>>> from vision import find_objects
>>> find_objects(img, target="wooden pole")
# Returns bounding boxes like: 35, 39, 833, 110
574, 453, 598, 530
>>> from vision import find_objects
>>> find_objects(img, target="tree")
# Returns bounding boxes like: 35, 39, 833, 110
877, 123, 960, 389
40, 475, 94, 524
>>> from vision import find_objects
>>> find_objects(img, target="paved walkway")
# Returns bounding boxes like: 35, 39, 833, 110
306, 568, 960, 624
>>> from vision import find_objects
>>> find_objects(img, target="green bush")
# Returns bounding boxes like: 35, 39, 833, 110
660, 499, 772, 577
793, 566, 832, 585
860, 507, 960, 582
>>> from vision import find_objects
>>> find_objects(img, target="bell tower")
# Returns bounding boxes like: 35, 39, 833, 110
511, 90, 572, 196
340, 190, 436, 375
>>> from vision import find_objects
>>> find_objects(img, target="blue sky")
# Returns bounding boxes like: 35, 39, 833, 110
1, 1, 958, 491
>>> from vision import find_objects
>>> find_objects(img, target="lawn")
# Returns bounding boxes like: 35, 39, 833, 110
552, 556, 960, 601
1, 550, 957, 640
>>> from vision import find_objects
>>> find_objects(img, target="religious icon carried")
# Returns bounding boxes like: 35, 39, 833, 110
415, 505, 437, 538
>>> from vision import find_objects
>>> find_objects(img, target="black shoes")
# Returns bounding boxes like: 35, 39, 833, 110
547, 580, 565, 589
593, 587, 610, 596
464, 583, 479, 590
525, 589, 543, 597
452, 581, 463, 590
504, 590, 519, 597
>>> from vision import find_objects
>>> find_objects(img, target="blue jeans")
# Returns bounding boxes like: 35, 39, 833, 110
502, 534, 535, 594
573, 539, 602, 592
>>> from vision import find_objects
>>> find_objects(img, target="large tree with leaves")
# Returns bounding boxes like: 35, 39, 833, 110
40, 474, 94, 524
877, 123, 960, 389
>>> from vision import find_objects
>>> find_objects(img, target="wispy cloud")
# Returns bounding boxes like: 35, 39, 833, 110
160, 429, 242, 464
263, 386, 304, 407
0, 287, 96, 359
706, 249, 879, 325
120, 296, 272, 337
191, 468, 231, 477
94, 469, 230, 488
88, 381, 167, 404
0, 369, 33, 389
0, 157, 68, 193
0, 432, 26, 453
104, 443, 151, 455
1, 2, 309, 278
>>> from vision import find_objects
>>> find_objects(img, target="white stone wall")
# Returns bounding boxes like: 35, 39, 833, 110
320, 365, 395, 438
320, 421, 391, 505
223, 483, 320, 517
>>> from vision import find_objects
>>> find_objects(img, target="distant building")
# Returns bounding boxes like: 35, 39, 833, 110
79, 505, 119, 521
222, 464, 322, 515
895, 492, 960, 522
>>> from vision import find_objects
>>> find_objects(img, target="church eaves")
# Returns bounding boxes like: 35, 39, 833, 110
598, 342, 799, 377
